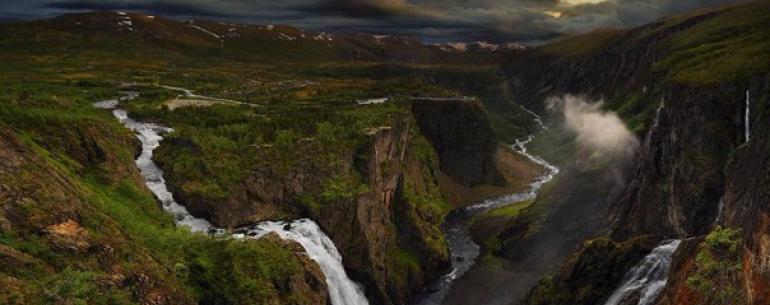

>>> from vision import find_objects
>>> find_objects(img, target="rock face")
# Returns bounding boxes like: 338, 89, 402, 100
315, 123, 449, 305
608, 84, 740, 239
161, 117, 451, 305
519, 236, 658, 305
502, 6, 748, 241
717, 75, 770, 305
411, 99, 504, 187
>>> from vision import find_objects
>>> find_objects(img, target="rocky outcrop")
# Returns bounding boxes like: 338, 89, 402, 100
411, 99, 504, 187
265, 233, 331, 305
520, 236, 658, 305
317, 124, 449, 305
159, 118, 450, 305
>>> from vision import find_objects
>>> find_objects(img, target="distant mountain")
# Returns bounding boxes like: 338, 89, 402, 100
0, 11, 503, 65
433, 41, 527, 53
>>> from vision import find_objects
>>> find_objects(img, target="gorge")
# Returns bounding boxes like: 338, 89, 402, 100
1, 1, 769, 305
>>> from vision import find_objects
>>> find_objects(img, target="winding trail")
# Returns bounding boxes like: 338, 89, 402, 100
94, 90, 368, 305
158, 84, 253, 110
416, 107, 559, 305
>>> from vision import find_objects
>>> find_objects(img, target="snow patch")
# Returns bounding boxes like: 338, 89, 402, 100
315, 32, 334, 41
356, 97, 389, 105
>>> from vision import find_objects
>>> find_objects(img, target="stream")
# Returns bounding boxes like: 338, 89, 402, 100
416, 108, 559, 305
94, 90, 369, 305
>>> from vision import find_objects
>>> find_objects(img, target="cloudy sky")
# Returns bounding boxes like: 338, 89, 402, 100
0, 0, 739, 43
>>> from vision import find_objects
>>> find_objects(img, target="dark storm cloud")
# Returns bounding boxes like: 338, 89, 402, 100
0, 0, 743, 42
46, 0, 238, 18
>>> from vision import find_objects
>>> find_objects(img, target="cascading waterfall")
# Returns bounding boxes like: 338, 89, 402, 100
416, 105, 559, 305
745, 89, 751, 143
603, 239, 682, 305
644, 100, 665, 147
235, 221, 369, 305
94, 90, 368, 305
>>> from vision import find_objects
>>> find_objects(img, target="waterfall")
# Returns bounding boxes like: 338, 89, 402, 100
604, 239, 682, 305
236, 221, 369, 305
715, 197, 725, 226
94, 90, 369, 305
745, 90, 750, 143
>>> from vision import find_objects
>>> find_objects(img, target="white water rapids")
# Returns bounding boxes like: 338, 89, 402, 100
603, 239, 682, 305
417, 106, 559, 305
94, 90, 369, 305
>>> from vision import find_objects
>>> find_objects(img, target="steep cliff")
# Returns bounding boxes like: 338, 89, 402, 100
500, 2, 770, 304
411, 98, 504, 188
156, 110, 452, 305
503, 0, 769, 242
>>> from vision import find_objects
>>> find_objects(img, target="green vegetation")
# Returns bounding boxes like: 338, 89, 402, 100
0, 96, 316, 304
468, 199, 534, 264
655, 1, 770, 85
539, 29, 626, 58
482, 200, 533, 219
0, 10, 541, 305
686, 226, 746, 305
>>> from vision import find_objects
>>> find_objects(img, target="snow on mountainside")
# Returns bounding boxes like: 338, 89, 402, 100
24, 10, 507, 64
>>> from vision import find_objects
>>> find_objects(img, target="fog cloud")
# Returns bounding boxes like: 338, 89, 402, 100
547, 95, 638, 164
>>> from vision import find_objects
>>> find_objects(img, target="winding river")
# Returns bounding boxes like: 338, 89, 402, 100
416, 108, 559, 305
94, 90, 369, 305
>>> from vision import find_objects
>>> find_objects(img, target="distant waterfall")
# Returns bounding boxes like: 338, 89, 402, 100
745, 90, 751, 143
715, 197, 725, 226
95, 91, 369, 305
604, 239, 682, 305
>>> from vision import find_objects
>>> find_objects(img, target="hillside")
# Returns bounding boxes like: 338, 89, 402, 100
0, 11, 515, 65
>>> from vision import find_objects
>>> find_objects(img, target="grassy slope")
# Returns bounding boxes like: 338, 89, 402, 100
653, 1, 770, 85
539, 29, 626, 58
0, 90, 316, 304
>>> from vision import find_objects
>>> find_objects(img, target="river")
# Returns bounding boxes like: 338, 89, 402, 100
94, 90, 369, 305
416, 107, 559, 305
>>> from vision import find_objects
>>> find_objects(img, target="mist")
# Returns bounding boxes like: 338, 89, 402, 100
546, 95, 639, 166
